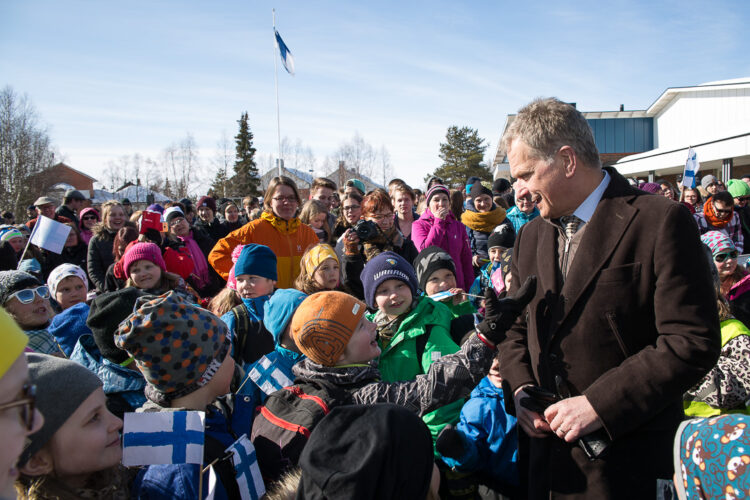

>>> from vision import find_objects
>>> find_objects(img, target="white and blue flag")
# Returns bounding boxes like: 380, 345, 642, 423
227, 434, 265, 500
122, 411, 205, 466
275, 29, 295, 75
30, 216, 71, 254
682, 148, 700, 188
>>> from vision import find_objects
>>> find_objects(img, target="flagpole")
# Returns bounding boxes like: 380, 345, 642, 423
273, 8, 282, 177
16, 217, 40, 270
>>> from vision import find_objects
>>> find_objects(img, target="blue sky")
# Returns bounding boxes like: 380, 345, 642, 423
2, 0, 749, 191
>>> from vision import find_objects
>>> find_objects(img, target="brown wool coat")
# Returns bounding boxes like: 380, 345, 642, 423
499, 167, 721, 499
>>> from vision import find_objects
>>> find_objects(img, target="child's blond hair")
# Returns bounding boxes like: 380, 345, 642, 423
207, 287, 242, 316
299, 200, 331, 242
294, 244, 340, 295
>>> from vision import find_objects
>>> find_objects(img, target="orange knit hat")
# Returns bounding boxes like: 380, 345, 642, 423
291, 291, 366, 366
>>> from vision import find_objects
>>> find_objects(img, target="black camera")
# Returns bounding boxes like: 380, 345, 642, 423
353, 219, 380, 241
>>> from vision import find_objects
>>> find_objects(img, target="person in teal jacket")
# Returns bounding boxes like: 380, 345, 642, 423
361, 251, 463, 455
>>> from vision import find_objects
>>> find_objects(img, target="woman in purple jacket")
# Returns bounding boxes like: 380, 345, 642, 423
412, 184, 474, 290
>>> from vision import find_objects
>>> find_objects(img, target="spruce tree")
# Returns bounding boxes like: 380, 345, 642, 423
429, 126, 490, 187
233, 112, 260, 197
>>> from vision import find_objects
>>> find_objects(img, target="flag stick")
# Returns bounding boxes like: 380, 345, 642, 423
273, 8, 282, 177
16, 217, 41, 270
198, 462, 204, 500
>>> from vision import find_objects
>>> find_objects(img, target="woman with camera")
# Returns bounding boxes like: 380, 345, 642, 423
341, 189, 418, 300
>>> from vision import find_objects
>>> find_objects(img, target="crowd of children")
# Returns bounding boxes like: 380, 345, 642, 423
2, 173, 749, 500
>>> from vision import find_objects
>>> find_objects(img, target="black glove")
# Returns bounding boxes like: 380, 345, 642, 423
477, 275, 537, 344
436, 424, 465, 460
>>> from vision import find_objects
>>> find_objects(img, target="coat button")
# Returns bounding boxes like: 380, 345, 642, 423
549, 353, 558, 362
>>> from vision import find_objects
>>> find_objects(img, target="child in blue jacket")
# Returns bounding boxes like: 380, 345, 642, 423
220, 244, 277, 368
237, 288, 307, 403
436, 350, 519, 494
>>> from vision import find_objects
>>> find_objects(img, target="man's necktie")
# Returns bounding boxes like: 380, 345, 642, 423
560, 215, 583, 239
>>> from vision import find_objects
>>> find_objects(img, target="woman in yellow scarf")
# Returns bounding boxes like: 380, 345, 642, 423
461, 183, 515, 267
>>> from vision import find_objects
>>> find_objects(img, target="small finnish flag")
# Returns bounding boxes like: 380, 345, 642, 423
122, 411, 205, 466
206, 435, 265, 500
227, 434, 265, 500
682, 148, 701, 188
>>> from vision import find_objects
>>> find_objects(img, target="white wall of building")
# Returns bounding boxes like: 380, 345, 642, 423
655, 87, 750, 149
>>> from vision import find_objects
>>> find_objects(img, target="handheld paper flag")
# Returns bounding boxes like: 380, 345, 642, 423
30, 216, 71, 254
248, 355, 294, 396
682, 148, 700, 188
428, 290, 456, 302
226, 434, 265, 500
122, 411, 205, 466
139, 210, 163, 234
275, 29, 295, 75
490, 265, 506, 295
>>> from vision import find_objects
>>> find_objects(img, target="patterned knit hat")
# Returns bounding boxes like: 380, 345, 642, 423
302, 244, 339, 276
122, 242, 167, 278
235, 244, 277, 280
0, 227, 23, 243
425, 184, 450, 205
361, 251, 419, 309
46, 263, 88, 297
291, 291, 366, 366
639, 182, 661, 194
700, 230, 736, 257
413, 246, 456, 292
115, 291, 230, 404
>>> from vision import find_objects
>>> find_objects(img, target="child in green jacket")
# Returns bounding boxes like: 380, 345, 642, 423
361, 251, 463, 454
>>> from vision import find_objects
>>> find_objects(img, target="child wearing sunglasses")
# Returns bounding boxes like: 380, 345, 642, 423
15, 353, 131, 500
0, 271, 61, 356
0, 309, 45, 500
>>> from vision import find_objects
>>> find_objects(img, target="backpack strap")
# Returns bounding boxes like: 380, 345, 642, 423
231, 304, 251, 361
203, 434, 241, 498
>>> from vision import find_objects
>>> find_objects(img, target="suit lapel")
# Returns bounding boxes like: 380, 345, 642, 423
552, 178, 638, 336
536, 220, 561, 296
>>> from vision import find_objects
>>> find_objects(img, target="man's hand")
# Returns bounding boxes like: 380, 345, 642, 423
477, 275, 536, 343
544, 395, 603, 442
514, 386, 552, 438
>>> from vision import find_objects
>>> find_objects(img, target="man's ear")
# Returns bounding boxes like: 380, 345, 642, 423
558, 146, 578, 178
19, 448, 54, 477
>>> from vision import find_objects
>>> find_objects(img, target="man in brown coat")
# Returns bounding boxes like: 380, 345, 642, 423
499, 98, 720, 499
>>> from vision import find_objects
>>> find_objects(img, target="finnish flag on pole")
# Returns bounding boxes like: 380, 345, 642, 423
122, 411, 205, 466
205, 435, 265, 500
29, 216, 71, 254
275, 29, 295, 75
682, 147, 700, 188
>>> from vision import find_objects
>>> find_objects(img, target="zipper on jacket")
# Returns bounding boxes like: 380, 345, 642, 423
561, 237, 571, 280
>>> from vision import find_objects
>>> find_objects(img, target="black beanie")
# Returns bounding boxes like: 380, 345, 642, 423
413, 245, 456, 292
297, 404, 434, 500
488, 228, 515, 251
87, 287, 147, 363
469, 182, 492, 199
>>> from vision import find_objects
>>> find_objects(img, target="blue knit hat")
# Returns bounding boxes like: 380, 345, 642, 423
263, 288, 307, 344
360, 251, 419, 309
235, 244, 278, 281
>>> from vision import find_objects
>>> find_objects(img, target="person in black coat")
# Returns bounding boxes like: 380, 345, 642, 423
193, 195, 229, 244
86, 201, 130, 293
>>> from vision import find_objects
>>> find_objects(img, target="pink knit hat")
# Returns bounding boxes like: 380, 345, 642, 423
122, 242, 167, 278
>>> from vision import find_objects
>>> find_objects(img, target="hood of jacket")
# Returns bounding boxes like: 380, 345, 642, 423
70, 334, 147, 395
292, 358, 381, 387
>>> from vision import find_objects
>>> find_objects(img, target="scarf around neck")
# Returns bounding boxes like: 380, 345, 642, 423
461, 206, 507, 232
261, 210, 302, 234
703, 198, 732, 228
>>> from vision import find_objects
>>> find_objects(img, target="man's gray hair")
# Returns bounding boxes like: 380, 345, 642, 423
502, 97, 601, 168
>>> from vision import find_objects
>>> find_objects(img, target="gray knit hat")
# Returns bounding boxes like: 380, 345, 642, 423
20, 353, 103, 466
0, 270, 42, 306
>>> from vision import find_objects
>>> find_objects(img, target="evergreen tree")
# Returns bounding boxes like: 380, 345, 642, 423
429, 126, 490, 187
232, 112, 260, 197
210, 168, 229, 198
